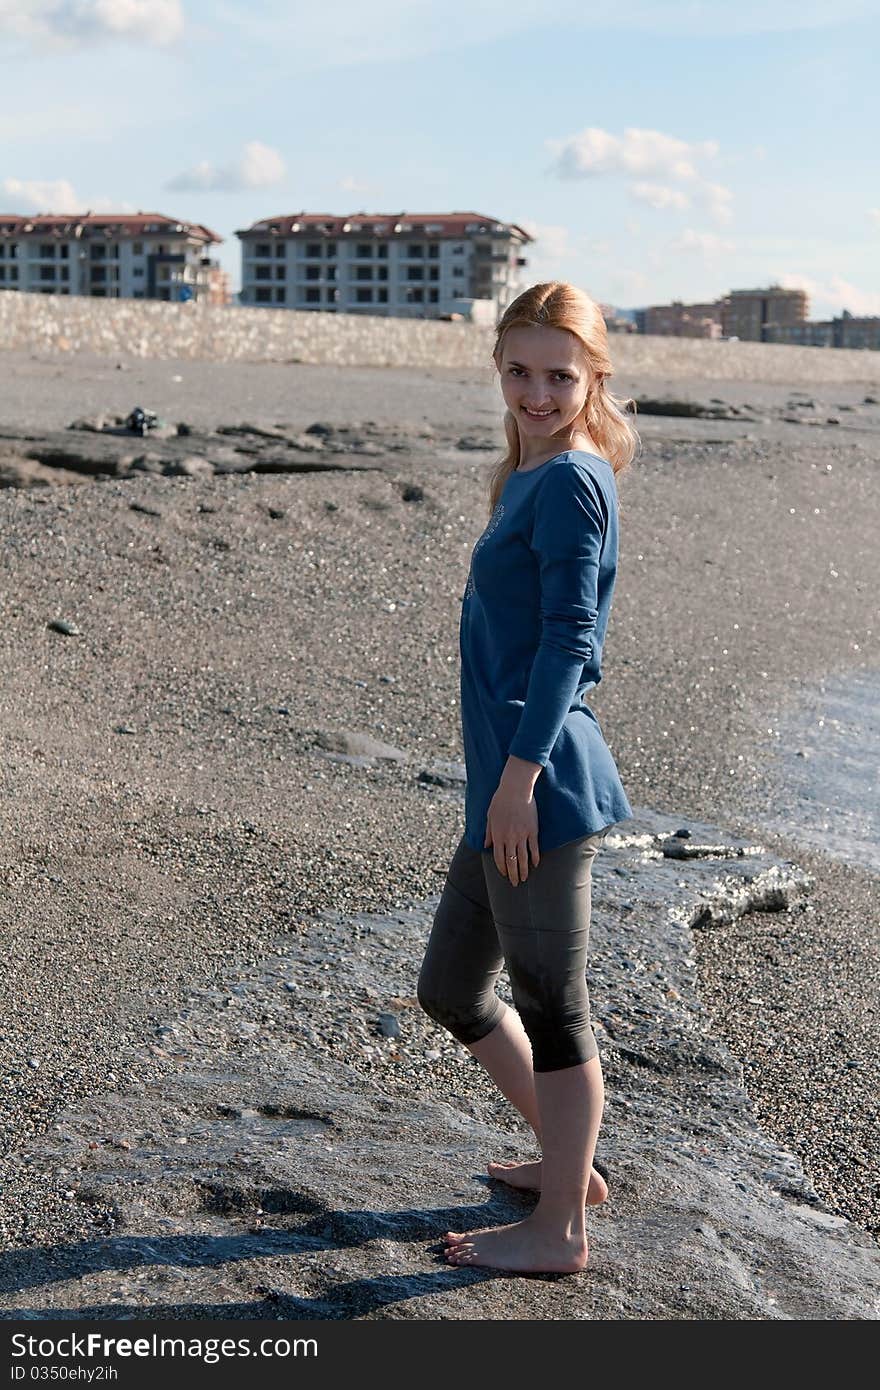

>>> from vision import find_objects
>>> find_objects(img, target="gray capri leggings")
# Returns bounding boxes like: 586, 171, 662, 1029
417, 829, 607, 1073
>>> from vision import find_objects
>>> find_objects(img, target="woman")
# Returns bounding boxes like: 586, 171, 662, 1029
417, 281, 638, 1274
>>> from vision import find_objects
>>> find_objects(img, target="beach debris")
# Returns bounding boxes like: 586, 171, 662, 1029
47, 618, 79, 636
163, 455, 213, 478
313, 729, 408, 764
125, 406, 159, 436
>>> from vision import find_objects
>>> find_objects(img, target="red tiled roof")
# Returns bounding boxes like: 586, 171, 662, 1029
0, 212, 221, 243
234, 210, 533, 241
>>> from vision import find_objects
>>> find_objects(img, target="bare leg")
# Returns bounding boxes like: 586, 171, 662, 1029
466, 1005, 607, 1205
444, 1055, 603, 1272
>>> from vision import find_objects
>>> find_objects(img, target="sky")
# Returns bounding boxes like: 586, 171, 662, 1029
2, 0, 879, 316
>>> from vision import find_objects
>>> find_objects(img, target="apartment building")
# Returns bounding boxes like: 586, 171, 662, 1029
720, 285, 807, 342
0, 212, 225, 302
767, 310, 880, 350
235, 210, 532, 319
642, 299, 723, 338
764, 320, 835, 347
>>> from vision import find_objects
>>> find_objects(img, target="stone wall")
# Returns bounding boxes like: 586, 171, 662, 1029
2, 290, 879, 385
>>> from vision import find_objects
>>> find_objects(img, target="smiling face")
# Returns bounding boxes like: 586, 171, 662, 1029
496, 324, 594, 457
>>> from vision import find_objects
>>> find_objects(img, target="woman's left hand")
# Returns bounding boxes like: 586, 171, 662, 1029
484, 757, 541, 885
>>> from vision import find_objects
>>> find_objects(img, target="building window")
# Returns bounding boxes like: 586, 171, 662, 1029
453, 245, 465, 254
428, 244, 439, 258
60, 245, 69, 259
408, 288, 424, 302
276, 244, 286, 258
274, 287, 285, 301
60, 265, 68, 280
326, 265, 336, 281
133, 266, 144, 276
133, 290, 144, 298
305, 287, 321, 302
133, 241, 143, 255
429, 267, 439, 281
356, 243, 372, 258
255, 265, 272, 280
0, 267, 5, 280
377, 288, 388, 303
406, 266, 424, 280
305, 265, 320, 280
255, 287, 272, 302
39, 266, 55, 281
408, 244, 424, 257
90, 244, 106, 259
355, 266, 372, 280
377, 265, 388, 281
91, 266, 106, 282
453, 266, 464, 277
275, 265, 286, 280
355, 288, 373, 302
255, 242, 271, 257
326, 242, 337, 255
39, 243, 55, 257
429, 288, 439, 302
8, 265, 17, 280
305, 242, 322, 257
377, 244, 388, 259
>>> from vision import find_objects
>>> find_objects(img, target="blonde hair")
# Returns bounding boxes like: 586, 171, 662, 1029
487, 280, 640, 517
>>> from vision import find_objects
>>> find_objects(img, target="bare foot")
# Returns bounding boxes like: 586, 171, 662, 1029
487, 1159, 608, 1205
444, 1213, 587, 1273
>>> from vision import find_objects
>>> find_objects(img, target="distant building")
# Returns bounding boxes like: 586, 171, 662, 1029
720, 285, 807, 342
833, 310, 880, 350
598, 302, 638, 333
235, 210, 532, 319
642, 299, 723, 338
205, 263, 232, 306
764, 320, 835, 347
0, 212, 223, 301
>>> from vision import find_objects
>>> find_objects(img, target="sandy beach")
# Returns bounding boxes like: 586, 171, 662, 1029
0, 343, 877, 1317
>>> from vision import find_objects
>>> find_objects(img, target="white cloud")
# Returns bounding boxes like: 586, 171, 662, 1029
868, 208, 880, 228
670, 228, 736, 256
629, 181, 690, 210
165, 141, 285, 193
827, 275, 880, 316
338, 175, 382, 197
1, 177, 80, 211
547, 127, 718, 182
778, 269, 880, 318
518, 220, 579, 265
698, 181, 734, 225
0, 0, 184, 46
0, 177, 135, 213
548, 126, 734, 226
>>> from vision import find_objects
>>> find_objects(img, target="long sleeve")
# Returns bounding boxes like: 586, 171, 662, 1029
507, 462, 607, 768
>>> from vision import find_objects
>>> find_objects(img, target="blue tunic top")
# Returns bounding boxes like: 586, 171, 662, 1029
459, 449, 633, 853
